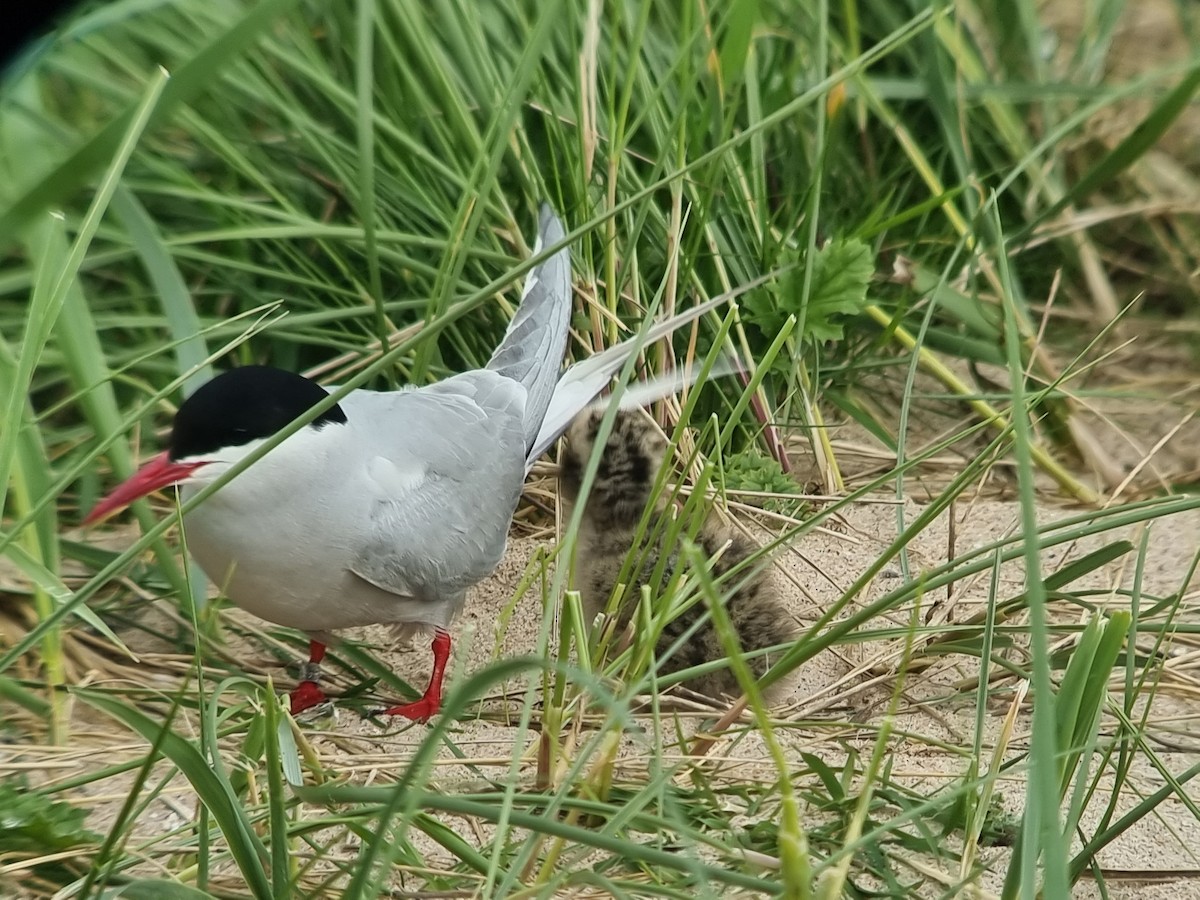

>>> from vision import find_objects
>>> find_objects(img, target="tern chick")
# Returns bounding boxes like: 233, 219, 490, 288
560, 408, 798, 699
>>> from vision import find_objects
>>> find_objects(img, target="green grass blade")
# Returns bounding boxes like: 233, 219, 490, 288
2, 541, 132, 655
989, 197, 1067, 900
261, 685, 294, 899
0, 0, 306, 242
1026, 58, 1200, 233
355, 0, 389, 367
110, 186, 213, 391
76, 689, 274, 900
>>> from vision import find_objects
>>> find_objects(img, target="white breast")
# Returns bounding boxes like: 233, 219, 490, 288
178, 424, 460, 634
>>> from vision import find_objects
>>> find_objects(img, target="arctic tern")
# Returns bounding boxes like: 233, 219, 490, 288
85, 205, 732, 720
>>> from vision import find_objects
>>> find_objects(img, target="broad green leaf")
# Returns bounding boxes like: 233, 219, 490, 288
717, 0, 758, 85
745, 237, 874, 343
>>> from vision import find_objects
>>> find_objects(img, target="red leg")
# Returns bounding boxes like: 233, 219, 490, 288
382, 629, 451, 722
289, 639, 327, 714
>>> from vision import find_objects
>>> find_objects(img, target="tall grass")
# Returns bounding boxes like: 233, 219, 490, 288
2, 0, 1199, 897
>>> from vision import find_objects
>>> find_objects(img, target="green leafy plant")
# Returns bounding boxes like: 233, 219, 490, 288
0, 776, 99, 886
745, 236, 875, 347
721, 448, 808, 516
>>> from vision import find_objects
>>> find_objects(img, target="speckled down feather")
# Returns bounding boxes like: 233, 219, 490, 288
560, 408, 798, 699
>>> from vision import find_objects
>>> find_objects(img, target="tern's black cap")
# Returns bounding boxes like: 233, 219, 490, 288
169, 366, 347, 461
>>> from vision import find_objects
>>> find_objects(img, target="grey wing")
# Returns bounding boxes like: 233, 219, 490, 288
486, 205, 572, 451
344, 371, 529, 601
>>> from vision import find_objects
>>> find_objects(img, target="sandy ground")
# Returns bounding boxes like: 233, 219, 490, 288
6, 485, 1196, 896
355, 497, 1200, 898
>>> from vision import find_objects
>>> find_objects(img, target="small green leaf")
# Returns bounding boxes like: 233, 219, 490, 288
800, 751, 845, 803
745, 237, 874, 343
803, 238, 874, 342
722, 449, 805, 515
0, 775, 98, 854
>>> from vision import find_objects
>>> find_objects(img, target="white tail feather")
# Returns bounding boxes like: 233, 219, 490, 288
527, 292, 736, 466
611, 355, 741, 410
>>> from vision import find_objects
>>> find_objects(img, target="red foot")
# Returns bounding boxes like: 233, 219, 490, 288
289, 639, 328, 713
381, 695, 441, 722
378, 630, 451, 723
289, 680, 326, 714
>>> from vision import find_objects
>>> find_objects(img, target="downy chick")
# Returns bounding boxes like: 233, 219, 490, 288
559, 407, 798, 699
